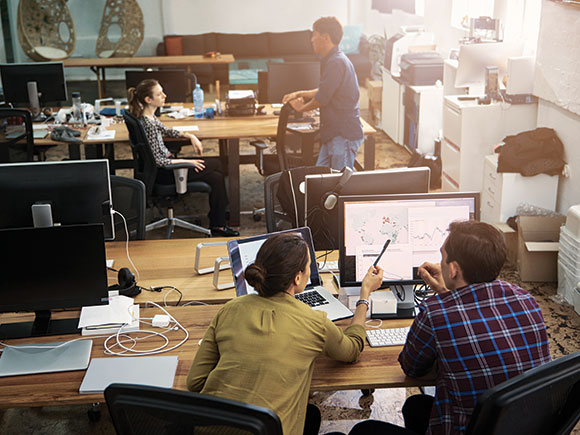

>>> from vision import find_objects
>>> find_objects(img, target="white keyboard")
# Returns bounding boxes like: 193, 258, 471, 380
366, 327, 410, 347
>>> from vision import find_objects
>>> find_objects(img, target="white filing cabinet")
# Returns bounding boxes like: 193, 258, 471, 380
481, 154, 559, 223
381, 67, 405, 145
441, 96, 538, 192
404, 85, 443, 154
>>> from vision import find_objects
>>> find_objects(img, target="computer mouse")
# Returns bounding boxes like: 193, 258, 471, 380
273, 110, 281, 115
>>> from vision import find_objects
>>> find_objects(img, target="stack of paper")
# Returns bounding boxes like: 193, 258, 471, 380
79, 295, 140, 336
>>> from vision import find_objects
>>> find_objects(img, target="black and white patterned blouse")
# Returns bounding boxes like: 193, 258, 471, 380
140, 115, 182, 167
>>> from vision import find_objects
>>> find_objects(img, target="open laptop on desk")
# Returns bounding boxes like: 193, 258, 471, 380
227, 227, 353, 321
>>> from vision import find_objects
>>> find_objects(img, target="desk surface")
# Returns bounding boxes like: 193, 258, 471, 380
62, 54, 235, 68
106, 238, 339, 306
0, 305, 433, 409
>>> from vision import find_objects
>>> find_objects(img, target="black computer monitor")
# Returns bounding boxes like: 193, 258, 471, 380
0, 159, 115, 240
125, 70, 187, 103
266, 61, 320, 104
0, 62, 68, 115
338, 192, 480, 288
0, 224, 109, 339
305, 167, 431, 251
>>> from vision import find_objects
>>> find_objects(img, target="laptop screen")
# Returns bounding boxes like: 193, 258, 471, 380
227, 227, 321, 296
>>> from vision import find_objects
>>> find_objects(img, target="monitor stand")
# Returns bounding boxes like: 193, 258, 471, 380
0, 310, 80, 340
371, 285, 416, 319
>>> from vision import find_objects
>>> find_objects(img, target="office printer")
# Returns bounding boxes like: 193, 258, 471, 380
226, 90, 256, 116
384, 26, 435, 77
400, 52, 444, 86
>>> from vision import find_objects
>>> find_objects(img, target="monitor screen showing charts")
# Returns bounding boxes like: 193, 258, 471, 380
338, 192, 480, 287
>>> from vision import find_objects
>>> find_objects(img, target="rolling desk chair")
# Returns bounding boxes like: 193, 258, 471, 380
123, 111, 212, 238
105, 383, 283, 435
466, 350, 580, 435
110, 175, 146, 240
0, 108, 34, 163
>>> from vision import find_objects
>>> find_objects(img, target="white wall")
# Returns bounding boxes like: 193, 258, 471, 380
161, 0, 348, 34
535, 1, 580, 214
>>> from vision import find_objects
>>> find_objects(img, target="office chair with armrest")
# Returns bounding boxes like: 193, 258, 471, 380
466, 350, 580, 435
123, 111, 212, 238
0, 108, 34, 163
105, 383, 283, 435
110, 175, 146, 241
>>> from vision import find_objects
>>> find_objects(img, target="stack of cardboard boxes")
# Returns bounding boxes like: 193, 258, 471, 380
557, 205, 580, 314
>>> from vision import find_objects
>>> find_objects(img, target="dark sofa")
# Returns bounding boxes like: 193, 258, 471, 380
156, 30, 371, 86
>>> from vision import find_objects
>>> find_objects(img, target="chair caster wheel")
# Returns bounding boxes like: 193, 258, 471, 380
253, 213, 262, 222
361, 389, 375, 396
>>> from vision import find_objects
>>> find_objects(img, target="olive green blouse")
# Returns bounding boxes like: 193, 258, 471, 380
187, 293, 365, 435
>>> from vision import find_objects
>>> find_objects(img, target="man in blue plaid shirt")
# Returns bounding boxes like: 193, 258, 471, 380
348, 221, 550, 435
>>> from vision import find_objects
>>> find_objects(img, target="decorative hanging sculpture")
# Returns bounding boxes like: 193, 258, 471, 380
96, 0, 144, 58
17, 0, 76, 61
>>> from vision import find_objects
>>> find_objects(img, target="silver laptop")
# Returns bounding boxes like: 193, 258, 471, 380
227, 227, 353, 321
0, 339, 92, 377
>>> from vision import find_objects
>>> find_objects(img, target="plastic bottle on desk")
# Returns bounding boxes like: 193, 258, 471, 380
193, 84, 204, 118
72, 91, 82, 122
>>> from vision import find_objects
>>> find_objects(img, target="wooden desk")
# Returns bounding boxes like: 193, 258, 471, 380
35, 111, 376, 226
106, 238, 339, 306
0, 305, 433, 409
63, 54, 235, 98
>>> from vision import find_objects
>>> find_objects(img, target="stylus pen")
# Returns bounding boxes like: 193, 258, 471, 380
373, 239, 391, 267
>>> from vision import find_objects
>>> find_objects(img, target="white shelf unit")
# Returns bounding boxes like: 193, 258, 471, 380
441, 96, 538, 193
403, 84, 443, 155
381, 67, 405, 145
481, 154, 559, 224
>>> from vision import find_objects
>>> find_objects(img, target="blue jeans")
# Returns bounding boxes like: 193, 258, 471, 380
316, 136, 364, 170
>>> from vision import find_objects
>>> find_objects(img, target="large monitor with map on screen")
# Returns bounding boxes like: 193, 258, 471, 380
338, 192, 480, 289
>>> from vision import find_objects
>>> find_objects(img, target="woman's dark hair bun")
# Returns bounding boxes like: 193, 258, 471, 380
244, 263, 267, 291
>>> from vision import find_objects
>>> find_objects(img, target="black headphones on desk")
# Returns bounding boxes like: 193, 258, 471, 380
108, 267, 141, 297
320, 167, 353, 211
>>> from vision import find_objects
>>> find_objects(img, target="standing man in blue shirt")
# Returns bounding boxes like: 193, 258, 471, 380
283, 16, 364, 171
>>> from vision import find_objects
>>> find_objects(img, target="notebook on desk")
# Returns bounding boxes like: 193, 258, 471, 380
227, 227, 353, 321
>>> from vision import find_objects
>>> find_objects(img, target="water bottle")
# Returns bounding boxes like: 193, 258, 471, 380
72, 91, 82, 122
193, 84, 204, 118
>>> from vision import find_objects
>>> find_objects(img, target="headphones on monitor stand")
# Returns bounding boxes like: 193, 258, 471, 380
108, 267, 141, 297
320, 167, 353, 211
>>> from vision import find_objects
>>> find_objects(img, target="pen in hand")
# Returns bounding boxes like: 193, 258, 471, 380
373, 239, 391, 268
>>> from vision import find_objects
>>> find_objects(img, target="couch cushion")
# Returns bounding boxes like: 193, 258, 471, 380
181, 34, 207, 55
269, 30, 313, 56
164, 35, 183, 56
216, 33, 270, 57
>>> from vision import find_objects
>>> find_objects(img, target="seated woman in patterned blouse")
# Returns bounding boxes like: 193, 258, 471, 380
127, 79, 238, 237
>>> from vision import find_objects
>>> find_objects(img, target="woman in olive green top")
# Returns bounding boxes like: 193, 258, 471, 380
187, 233, 383, 435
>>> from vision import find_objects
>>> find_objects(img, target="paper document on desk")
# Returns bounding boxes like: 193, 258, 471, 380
228, 90, 255, 100
78, 295, 137, 329
86, 128, 115, 141
79, 355, 178, 393
173, 125, 199, 132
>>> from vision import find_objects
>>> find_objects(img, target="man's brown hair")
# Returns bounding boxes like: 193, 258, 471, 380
444, 221, 506, 284
313, 16, 344, 45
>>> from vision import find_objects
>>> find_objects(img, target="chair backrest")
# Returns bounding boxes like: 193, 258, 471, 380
110, 175, 146, 240
122, 111, 158, 198
466, 351, 580, 435
105, 383, 283, 435
0, 108, 34, 163
275, 102, 297, 171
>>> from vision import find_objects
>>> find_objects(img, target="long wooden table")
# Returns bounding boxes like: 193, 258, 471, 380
35, 107, 377, 226
63, 54, 235, 98
0, 305, 434, 409
105, 238, 339, 306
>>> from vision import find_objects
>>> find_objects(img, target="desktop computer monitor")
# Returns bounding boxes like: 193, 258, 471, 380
266, 61, 320, 104
0, 62, 68, 116
454, 41, 524, 90
125, 69, 187, 103
0, 159, 115, 240
0, 224, 109, 339
338, 192, 480, 288
305, 167, 431, 251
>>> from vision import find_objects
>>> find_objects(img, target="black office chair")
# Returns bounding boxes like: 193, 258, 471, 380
466, 350, 580, 435
123, 111, 212, 238
110, 175, 147, 241
105, 383, 283, 435
0, 108, 34, 163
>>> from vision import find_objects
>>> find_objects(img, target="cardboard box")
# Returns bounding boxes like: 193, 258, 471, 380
367, 80, 382, 104
494, 223, 518, 266
517, 216, 566, 282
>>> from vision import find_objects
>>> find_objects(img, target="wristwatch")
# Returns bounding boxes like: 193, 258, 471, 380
356, 299, 370, 309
